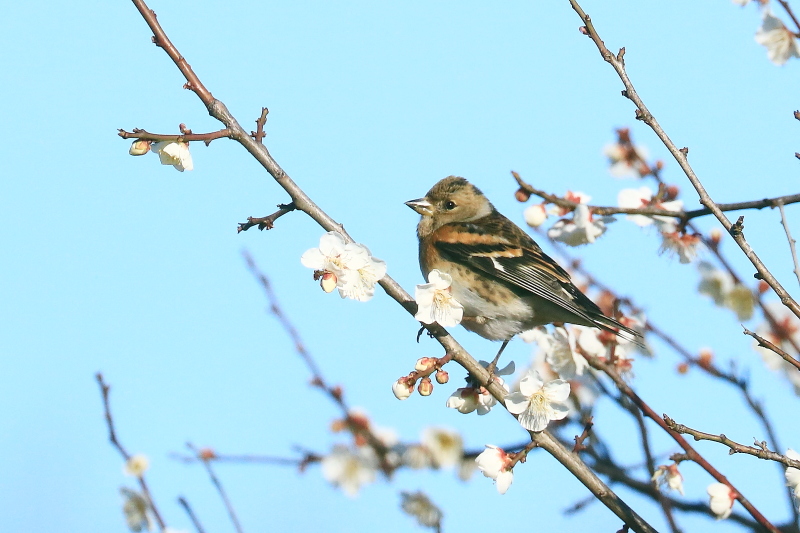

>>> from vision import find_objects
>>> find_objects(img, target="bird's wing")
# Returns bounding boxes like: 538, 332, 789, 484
433, 216, 639, 340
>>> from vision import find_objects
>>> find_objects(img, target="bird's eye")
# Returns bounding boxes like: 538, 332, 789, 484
444, 200, 457, 210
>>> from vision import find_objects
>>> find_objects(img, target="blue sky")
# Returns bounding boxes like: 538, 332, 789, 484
2, 1, 800, 532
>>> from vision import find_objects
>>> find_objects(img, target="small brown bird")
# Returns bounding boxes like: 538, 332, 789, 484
406, 176, 640, 361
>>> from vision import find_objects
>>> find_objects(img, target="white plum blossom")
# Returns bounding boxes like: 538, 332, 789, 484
446, 360, 514, 415
786, 449, 800, 505
707, 483, 736, 520
548, 204, 614, 246
320, 444, 377, 497
400, 491, 443, 528
414, 270, 464, 327
603, 142, 650, 178
505, 369, 571, 432
152, 141, 193, 172
617, 186, 683, 231
755, 10, 800, 66
659, 231, 701, 264
124, 454, 150, 478
121, 488, 152, 532
523, 203, 548, 228
475, 445, 514, 494
652, 464, 684, 495
421, 427, 463, 469
535, 327, 588, 380
301, 232, 386, 302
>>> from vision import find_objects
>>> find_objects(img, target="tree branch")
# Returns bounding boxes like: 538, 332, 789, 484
569, 0, 800, 324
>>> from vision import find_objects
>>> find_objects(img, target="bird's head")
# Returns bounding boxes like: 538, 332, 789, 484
406, 176, 493, 237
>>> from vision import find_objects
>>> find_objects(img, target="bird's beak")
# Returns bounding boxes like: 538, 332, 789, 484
405, 198, 433, 216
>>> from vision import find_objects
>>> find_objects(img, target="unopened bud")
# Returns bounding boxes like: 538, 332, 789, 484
676, 362, 689, 375
415, 357, 436, 372
320, 271, 337, 293
664, 185, 679, 201
523, 204, 548, 228
515, 188, 531, 203
655, 160, 665, 171
129, 139, 151, 156
198, 448, 216, 460
417, 377, 433, 396
435, 370, 449, 384
392, 378, 413, 400
698, 348, 713, 369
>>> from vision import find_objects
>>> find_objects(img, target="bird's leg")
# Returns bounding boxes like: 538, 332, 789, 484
484, 339, 510, 381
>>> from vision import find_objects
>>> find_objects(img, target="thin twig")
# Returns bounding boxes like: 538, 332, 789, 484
513, 171, 800, 222
95, 373, 166, 530
251, 107, 269, 143
178, 496, 207, 533
663, 416, 800, 469
118, 127, 231, 144
187, 443, 245, 533
743, 327, 800, 372
237, 202, 297, 233
777, 201, 800, 287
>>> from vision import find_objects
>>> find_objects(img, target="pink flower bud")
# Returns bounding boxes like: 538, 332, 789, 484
128, 140, 151, 156
320, 271, 337, 293
415, 357, 435, 372
435, 370, 449, 384
392, 378, 413, 400
417, 377, 433, 396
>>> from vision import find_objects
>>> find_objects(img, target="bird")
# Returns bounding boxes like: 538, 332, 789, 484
406, 176, 640, 365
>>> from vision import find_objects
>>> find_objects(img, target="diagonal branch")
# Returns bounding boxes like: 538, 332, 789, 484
569, 0, 800, 324
664, 417, 800, 469
124, 2, 657, 530
777, 200, 800, 287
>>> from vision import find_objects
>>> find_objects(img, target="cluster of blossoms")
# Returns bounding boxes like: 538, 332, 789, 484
320, 419, 468, 497
129, 140, 194, 172
301, 232, 387, 302
524, 191, 615, 247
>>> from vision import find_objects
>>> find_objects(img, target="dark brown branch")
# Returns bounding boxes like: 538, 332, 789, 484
178, 496, 207, 533
130, 0, 213, 105
664, 416, 800, 469
187, 443, 244, 533
513, 170, 800, 222
95, 373, 166, 530
118, 127, 231, 144
743, 327, 800, 372
237, 203, 296, 233
251, 108, 269, 143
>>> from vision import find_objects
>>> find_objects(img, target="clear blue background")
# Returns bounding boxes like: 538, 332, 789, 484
1, 1, 799, 532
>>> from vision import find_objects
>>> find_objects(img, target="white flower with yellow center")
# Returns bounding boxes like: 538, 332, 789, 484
414, 270, 463, 327
505, 369, 570, 432
152, 141, 193, 172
